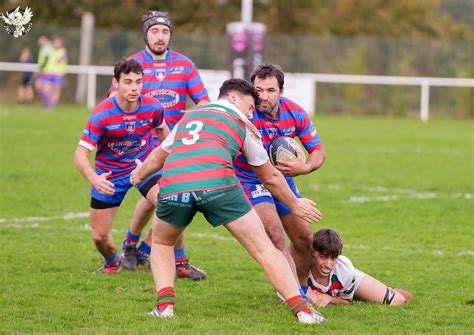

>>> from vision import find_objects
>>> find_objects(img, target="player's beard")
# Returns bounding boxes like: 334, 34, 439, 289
259, 100, 278, 116
148, 41, 168, 56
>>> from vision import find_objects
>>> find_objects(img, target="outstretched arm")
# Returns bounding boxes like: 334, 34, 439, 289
251, 162, 322, 224
130, 147, 169, 187
307, 289, 351, 307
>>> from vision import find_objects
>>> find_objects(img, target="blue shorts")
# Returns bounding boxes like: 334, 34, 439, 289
241, 178, 301, 216
40, 74, 64, 86
91, 171, 161, 208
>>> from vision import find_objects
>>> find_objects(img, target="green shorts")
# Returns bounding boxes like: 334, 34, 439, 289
156, 185, 252, 228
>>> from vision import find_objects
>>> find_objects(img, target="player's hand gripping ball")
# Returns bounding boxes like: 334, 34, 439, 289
267, 136, 305, 166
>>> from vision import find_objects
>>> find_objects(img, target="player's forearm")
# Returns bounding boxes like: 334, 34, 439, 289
73, 147, 98, 183
138, 147, 168, 180
261, 168, 299, 209
305, 148, 326, 174
330, 296, 351, 305
155, 126, 170, 142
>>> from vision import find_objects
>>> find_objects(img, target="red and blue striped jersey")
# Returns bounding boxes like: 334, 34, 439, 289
108, 48, 209, 130
79, 95, 165, 180
234, 96, 323, 184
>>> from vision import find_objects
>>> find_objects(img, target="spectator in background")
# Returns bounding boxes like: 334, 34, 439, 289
35, 35, 52, 99
39, 36, 68, 110
18, 47, 34, 104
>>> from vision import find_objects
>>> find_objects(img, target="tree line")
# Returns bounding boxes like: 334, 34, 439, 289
1, 0, 471, 39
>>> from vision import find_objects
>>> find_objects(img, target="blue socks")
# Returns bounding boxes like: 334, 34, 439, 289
125, 229, 141, 245
137, 241, 151, 260
104, 252, 119, 265
174, 246, 186, 263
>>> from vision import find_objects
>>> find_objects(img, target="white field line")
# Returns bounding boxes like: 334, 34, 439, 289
0, 211, 89, 224
0, 212, 234, 241
0, 212, 471, 257
358, 145, 466, 157
322, 184, 472, 203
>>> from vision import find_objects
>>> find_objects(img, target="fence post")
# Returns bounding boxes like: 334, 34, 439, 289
87, 68, 97, 110
420, 80, 430, 122
76, 12, 95, 104
314, 81, 317, 116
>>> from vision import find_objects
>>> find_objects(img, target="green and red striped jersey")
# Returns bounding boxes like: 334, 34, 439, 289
159, 100, 268, 196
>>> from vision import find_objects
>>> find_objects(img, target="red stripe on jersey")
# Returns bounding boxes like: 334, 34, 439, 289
92, 100, 115, 116
170, 140, 231, 157
160, 167, 235, 187
164, 154, 229, 170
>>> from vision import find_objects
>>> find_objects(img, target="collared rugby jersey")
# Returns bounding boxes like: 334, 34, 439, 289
234, 96, 323, 184
79, 95, 165, 179
307, 255, 363, 300
158, 100, 268, 197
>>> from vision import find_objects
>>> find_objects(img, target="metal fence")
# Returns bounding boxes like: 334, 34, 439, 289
0, 26, 472, 118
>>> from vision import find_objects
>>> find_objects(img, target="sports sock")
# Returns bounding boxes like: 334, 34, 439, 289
125, 229, 141, 245
299, 287, 310, 303
137, 241, 151, 260
157, 287, 175, 311
174, 246, 186, 264
287, 295, 311, 316
104, 252, 119, 266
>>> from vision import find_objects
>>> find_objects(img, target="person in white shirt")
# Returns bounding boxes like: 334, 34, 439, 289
306, 228, 412, 307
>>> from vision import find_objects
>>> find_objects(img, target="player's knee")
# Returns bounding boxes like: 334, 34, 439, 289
91, 231, 108, 245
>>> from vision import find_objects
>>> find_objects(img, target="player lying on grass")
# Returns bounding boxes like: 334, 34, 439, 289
130, 78, 326, 324
306, 228, 413, 307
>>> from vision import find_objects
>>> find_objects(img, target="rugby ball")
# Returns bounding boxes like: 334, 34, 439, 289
267, 136, 304, 166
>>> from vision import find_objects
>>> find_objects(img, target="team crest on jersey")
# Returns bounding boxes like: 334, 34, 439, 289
267, 128, 278, 140
155, 68, 166, 81
125, 121, 135, 134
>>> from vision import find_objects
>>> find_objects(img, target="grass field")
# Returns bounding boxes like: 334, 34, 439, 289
0, 103, 472, 334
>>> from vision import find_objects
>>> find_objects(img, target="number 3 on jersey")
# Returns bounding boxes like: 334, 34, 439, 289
182, 120, 204, 145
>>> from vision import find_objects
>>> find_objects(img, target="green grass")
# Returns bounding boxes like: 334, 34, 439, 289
0, 103, 473, 334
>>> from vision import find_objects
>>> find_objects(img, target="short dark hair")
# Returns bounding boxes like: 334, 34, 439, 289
312, 228, 343, 258
250, 63, 285, 90
113, 58, 143, 81
218, 78, 260, 106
